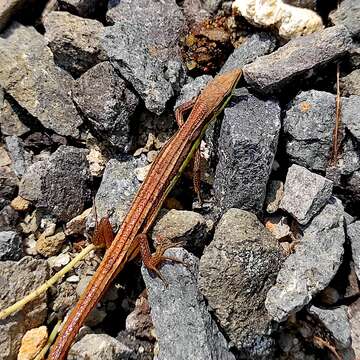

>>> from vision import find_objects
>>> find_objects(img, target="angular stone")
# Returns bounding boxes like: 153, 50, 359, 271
280, 164, 333, 225
214, 90, 281, 214
142, 248, 236, 360
18, 326, 48, 360
284, 90, 336, 171
243, 26, 352, 93
44, 11, 106, 77
340, 69, 360, 96
0, 230, 22, 260
347, 221, 360, 280
73, 62, 138, 150
265, 180, 284, 214
266, 197, 345, 322
5, 135, 32, 178
68, 334, 133, 360
0, 257, 48, 359
0, 164, 18, 203
330, 0, 360, 38
221, 32, 277, 74
19, 146, 91, 222
0, 23, 82, 137
342, 95, 360, 142
102, 0, 187, 114
198, 209, 283, 358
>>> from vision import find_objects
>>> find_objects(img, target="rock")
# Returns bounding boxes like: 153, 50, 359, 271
58, 0, 106, 18
0, 205, 19, 231
0, 94, 30, 136
348, 298, 360, 359
283, 90, 336, 171
152, 209, 210, 252
44, 11, 107, 77
68, 334, 133, 360
142, 248, 236, 360
340, 69, 360, 96
266, 197, 345, 322
214, 90, 281, 214
347, 221, 360, 281
73, 62, 139, 150
94, 158, 144, 230
265, 180, 284, 214
330, 0, 360, 38
198, 209, 283, 358
0, 0, 36, 32
0, 145, 11, 167
232, 0, 323, 39
0, 257, 48, 360
201, 0, 223, 13
265, 215, 291, 240
338, 135, 360, 175
0, 230, 22, 260
19, 146, 91, 222
342, 95, 360, 142
0, 23, 82, 137
36, 230, 66, 257
65, 208, 92, 236
243, 26, 352, 93
279, 164, 333, 225
309, 306, 351, 350
51, 281, 77, 315
5, 135, 32, 178
221, 32, 277, 73
10, 196, 31, 211
86, 147, 107, 177
102, 0, 187, 114
48, 253, 71, 270
282, 0, 317, 9
18, 326, 48, 360
0, 165, 18, 203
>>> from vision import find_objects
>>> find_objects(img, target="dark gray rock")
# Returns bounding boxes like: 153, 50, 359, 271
343, 95, 360, 141
198, 209, 283, 358
340, 69, 360, 96
94, 158, 143, 231
214, 90, 281, 214
102, 0, 187, 114
142, 248, 236, 360
0, 205, 19, 231
200, 0, 224, 13
0, 165, 18, 203
243, 26, 352, 93
221, 32, 277, 74
0, 257, 49, 359
44, 11, 107, 78
283, 90, 336, 171
73, 62, 138, 151
330, 0, 360, 38
19, 146, 91, 222
347, 221, 360, 280
309, 306, 351, 351
5, 136, 32, 178
58, 0, 106, 18
280, 164, 333, 225
338, 135, 360, 175
0, 23, 82, 137
69, 334, 133, 360
0, 230, 22, 260
0, 93, 30, 136
266, 197, 345, 322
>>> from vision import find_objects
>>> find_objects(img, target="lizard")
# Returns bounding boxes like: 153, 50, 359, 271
47, 68, 242, 360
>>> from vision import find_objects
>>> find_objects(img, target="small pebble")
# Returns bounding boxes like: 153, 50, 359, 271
18, 326, 48, 360
66, 274, 80, 283
10, 195, 31, 211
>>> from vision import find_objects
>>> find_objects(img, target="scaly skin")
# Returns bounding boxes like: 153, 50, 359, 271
47, 68, 242, 360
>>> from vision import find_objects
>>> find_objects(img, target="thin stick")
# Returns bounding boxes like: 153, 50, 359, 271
0, 244, 99, 320
34, 319, 62, 360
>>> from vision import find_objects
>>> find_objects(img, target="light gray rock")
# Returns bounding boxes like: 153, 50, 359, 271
266, 197, 345, 322
338, 136, 360, 175
340, 69, 360, 96
102, 0, 187, 114
342, 95, 360, 142
198, 209, 283, 358
214, 90, 281, 214
283, 90, 336, 171
0, 23, 82, 138
280, 164, 333, 225
221, 32, 277, 74
44, 11, 107, 77
73, 62, 138, 151
243, 26, 352, 93
200, 0, 224, 13
0, 94, 30, 136
330, 0, 360, 38
349, 298, 360, 359
94, 158, 143, 231
347, 221, 360, 280
152, 209, 210, 252
0, 257, 49, 360
68, 333, 133, 360
0, 230, 22, 260
142, 248, 236, 360
5, 136, 32, 178
309, 306, 351, 350
265, 180, 284, 214
19, 146, 91, 222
